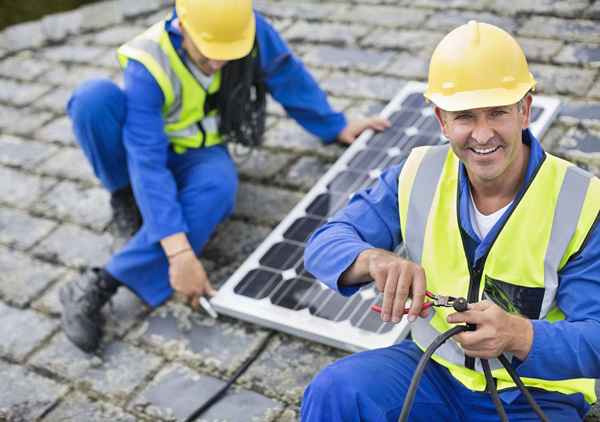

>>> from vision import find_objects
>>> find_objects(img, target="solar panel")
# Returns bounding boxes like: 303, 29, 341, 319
212, 81, 560, 352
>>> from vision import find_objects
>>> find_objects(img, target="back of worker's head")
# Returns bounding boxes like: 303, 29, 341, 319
424, 21, 536, 112
175, 0, 255, 61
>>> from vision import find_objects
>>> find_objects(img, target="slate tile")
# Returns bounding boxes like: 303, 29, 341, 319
256, 1, 344, 20
360, 28, 444, 54
130, 364, 225, 421
0, 135, 59, 170
590, 79, 600, 99
0, 207, 56, 251
0, 166, 56, 209
283, 156, 331, 191
203, 220, 271, 265
42, 44, 110, 64
34, 115, 77, 146
238, 334, 347, 404
78, 1, 124, 31
516, 37, 564, 63
43, 391, 136, 422
0, 78, 53, 107
425, 10, 517, 33
321, 71, 405, 101
35, 180, 111, 231
300, 45, 395, 74
42, 64, 117, 89
555, 43, 600, 67
32, 223, 114, 268
30, 334, 163, 402
518, 17, 600, 44
40, 9, 83, 42
559, 101, 600, 127
0, 20, 46, 52
0, 105, 54, 136
529, 64, 596, 96
0, 302, 58, 361
385, 53, 430, 80
129, 301, 270, 376
276, 407, 300, 422
263, 119, 345, 159
202, 387, 284, 422
553, 127, 600, 164
235, 148, 295, 180
285, 21, 371, 46
0, 361, 68, 420
32, 270, 79, 316
335, 6, 430, 29
117, 0, 166, 19
0, 246, 64, 307
234, 182, 304, 226
344, 99, 387, 121
489, 0, 590, 17
37, 146, 98, 183
92, 25, 157, 47
0, 52, 52, 80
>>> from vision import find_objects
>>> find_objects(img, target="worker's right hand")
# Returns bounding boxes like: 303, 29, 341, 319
366, 249, 428, 323
168, 250, 217, 310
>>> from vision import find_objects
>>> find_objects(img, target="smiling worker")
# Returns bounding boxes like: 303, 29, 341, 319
60, 0, 389, 354
301, 21, 600, 421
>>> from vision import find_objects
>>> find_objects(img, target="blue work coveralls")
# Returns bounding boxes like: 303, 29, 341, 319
67, 10, 346, 307
302, 131, 600, 421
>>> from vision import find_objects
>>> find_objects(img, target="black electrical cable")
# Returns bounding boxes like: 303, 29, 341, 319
398, 325, 468, 422
481, 358, 508, 422
498, 354, 550, 422
184, 332, 275, 422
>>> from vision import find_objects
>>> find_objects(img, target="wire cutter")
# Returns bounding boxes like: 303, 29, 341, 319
371, 290, 457, 315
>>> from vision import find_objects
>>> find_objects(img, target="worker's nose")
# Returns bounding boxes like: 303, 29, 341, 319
471, 119, 494, 144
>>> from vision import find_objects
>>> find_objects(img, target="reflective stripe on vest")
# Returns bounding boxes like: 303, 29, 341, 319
398, 143, 600, 403
117, 21, 222, 153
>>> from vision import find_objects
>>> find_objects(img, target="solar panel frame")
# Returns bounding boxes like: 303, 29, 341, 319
212, 81, 560, 352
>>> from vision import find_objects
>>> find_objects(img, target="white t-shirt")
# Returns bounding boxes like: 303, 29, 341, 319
469, 191, 513, 240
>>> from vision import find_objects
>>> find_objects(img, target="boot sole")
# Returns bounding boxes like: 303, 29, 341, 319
59, 285, 100, 354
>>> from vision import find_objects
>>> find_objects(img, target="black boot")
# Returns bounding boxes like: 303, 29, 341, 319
59, 268, 120, 353
110, 185, 142, 238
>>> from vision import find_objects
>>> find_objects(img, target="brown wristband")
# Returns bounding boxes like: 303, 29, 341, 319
167, 247, 192, 260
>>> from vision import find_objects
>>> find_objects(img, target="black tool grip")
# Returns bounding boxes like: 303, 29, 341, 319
452, 297, 476, 331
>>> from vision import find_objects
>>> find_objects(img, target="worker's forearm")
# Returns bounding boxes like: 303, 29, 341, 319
508, 314, 533, 361
340, 248, 383, 286
160, 232, 191, 257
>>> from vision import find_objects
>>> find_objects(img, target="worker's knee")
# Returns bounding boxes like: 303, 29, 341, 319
302, 363, 358, 419
67, 78, 126, 126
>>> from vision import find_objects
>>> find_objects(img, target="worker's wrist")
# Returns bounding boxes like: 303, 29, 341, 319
160, 232, 192, 257
507, 315, 533, 360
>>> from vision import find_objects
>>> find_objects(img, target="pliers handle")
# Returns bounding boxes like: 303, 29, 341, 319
371, 290, 456, 315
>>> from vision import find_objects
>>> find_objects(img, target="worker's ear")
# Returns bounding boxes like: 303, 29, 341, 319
520, 94, 533, 129
433, 106, 450, 139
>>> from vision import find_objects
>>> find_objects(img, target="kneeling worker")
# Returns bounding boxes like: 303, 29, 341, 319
302, 21, 600, 421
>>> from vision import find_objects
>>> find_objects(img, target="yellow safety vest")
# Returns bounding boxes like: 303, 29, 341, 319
398, 143, 600, 403
117, 21, 222, 154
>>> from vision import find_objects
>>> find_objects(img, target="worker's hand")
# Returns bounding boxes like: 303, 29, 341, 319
337, 116, 391, 145
366, 249, 428, 323
168, 250, 217, 310
447, 300, 533, 360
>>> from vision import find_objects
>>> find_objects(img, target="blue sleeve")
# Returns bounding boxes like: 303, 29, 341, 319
304, 164, 404, 296
516, 218, 600, 380
255, 12, 346, 143
122, 60, 189, 243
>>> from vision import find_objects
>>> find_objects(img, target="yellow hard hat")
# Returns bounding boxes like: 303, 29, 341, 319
424, 21, 536, 111
176, 0, 255, 61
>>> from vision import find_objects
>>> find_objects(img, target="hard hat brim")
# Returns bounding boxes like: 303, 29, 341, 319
187, 14, 256, 61
424, 83, 535, 112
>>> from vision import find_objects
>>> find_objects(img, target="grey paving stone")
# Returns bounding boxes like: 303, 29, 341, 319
0, 207, 57, 251
517, 37, 564, 63
489, 0, 590, 18
344, 99, 388, 121
104, 287, 150, 339
335, 6, 430, 29
34, 115, 76, 145
129, 301, 270, 375
43, 391, 136, 422
42, 44, 111, 64
590, 79, 600, 99
529, 64, 596, 96
0, 78, 53, 107
96, 50, 121, 70
91, 25, 147, 47
283, 156, 331, 191
204, 220, 271, 265
202, 386, 284, 422
585, 1, 600, 19
321, 71, 405, 101
235, 149, 295, 180
0, 360, 68, 421
555, 43, 600, 67
41, 9, 83, 42
263, 119, 345, 159
0, 135, 59, 169
559, 101, 600, 127
238, 334, 347, 404
0, 246, 64, 308
42, 63, 116, 89
235, 182, 304, 226
266, 96, 286, 117
276, 407, 300, 422
32, 223, 114, 268
300, 45, 395, 74
328, 96, 354, 113
130, 364, 224, 421
0, 166, 56, 209
117, 0, 166, 18
425, 10, 518, 33
35, 180, 111, 230
256, 1, 345, 20
0, 105, 54, 136
285, 21, 372, 46
0, 302, 58, 361
408, 0, 490, 9
385, 53, 430, 80
0, 20, 46, 52
36, 86, 73, 113
37, 147, 97, 183
553, 127, 600, 165
518, 17, 600, 44
79, 0, 125, 31
141, 8, 174, 26
31, 334, 163, 402
538, 125, 568, 154
32, 270, 79, 316
0, 52, 52, 81
360, 28, 445, 54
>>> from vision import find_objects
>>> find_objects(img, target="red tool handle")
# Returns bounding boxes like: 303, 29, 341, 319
371, 301, 433, 315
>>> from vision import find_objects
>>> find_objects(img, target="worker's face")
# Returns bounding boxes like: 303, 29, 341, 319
434, 95, 532, 185
181, 27, 228, 76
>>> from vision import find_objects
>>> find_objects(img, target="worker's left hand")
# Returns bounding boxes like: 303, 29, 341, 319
337, 116, 391, 145
447, 300, 533, 360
